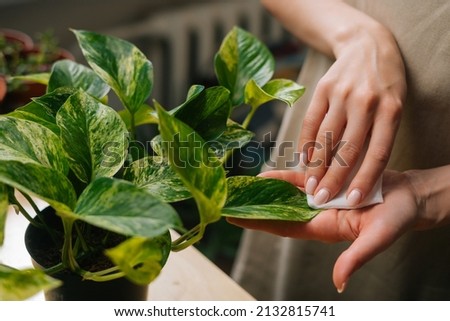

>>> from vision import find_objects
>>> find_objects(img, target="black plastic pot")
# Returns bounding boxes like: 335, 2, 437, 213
24, 207, 149, 301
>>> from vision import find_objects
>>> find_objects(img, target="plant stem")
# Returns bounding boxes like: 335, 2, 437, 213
13, 200, 41, 228
241, 105, 257, 129
130, 111, 137, 141
21, 192, 41, 216
73, 222, 89, 253
171, 224, 203, 251
43, 262, 66, 275
82, 269, 125, 282
61, 217, 80, 272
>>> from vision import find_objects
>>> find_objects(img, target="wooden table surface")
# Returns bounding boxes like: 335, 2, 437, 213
0, 196, 255, 301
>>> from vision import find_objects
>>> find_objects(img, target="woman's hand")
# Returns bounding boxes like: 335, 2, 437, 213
300, 23, 407, 208
228, 167, 450, 292
261, 0, 407, 207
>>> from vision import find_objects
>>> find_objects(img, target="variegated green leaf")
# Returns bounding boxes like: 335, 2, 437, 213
207, 120, 254, 158
222, 176, 320, 221
174, 86, 231, 140
31, 87, 76, 115
73, 29, 153, 114
118, 103, 157, 131
8, 87, 75, 135
214, 26, 274, 105
0, 183, 8, 245
0, 264, 61, 300
56, 90, 128, 183
150, 134, 163, 156
0, 161, 77, 211
106, 233, 171, 285
74, 177, 182, 238
123, 156, 191, 202
157, 105, 227, 249
185, 84, 205, 100
244, 78, 305, 109
7, 100, 60, 135
0, 116, 68, 173
166, 85, 206, 116
48, 59, 110, 99
125, 140, 148, 165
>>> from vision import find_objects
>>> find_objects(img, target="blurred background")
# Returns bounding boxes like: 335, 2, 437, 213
0, 0, 306, 275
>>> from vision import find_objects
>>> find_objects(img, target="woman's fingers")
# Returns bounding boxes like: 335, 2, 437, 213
346, 97, 402, 206
298, 82, 330, 170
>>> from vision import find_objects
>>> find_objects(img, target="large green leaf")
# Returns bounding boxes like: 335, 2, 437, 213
245, 78, 305, 109
222, 176, 320, 221
56, 90, 128, 183
123, 156, 191, 202
8, 87, 76, 135
73, 29, 153, 113
156, 104, 227, 249
173, 86, 231, 140
31, 87, 76, 115
48, 59, 110, 99
8, 87, 77, 136
214, 26, 274, 105
7, 100, 60, 135
0, 116, 68, 173
0, 264, 61, 301
0, 183, 7, 245
74, 177, 182, 238
106, 233, 171, 285
0, 161, 77, 211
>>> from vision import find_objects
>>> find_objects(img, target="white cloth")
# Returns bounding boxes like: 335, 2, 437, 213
307, 177, 383, 209
306, 142, 383, 209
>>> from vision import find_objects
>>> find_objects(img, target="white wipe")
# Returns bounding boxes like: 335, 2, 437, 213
307, 176, 383, 209
306, 142, 384, 210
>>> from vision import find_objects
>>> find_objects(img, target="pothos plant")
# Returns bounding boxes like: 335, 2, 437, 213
0, 26, 319, 300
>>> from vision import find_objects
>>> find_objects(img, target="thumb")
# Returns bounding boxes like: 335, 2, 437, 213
332, 230, 394, 293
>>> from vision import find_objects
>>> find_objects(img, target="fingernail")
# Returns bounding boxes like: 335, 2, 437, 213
337, 282, 347, 294
299, 152, 308, 169
305, 176, 318, 195
347, 189, 362, 207
314, 188, 330, 205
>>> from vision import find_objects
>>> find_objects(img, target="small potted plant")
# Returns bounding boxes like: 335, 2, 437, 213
0, 29, 74, 113
0, 27, 319, 300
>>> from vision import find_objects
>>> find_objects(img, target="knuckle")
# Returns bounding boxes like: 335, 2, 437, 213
382, 95, 403, 120
333, 82, 351, 100
354, 87, 380, 113
316, 76, 334, 93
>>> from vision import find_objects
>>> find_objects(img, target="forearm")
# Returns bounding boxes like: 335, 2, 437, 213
406, 165, 450, 229
261, 0, 395, 58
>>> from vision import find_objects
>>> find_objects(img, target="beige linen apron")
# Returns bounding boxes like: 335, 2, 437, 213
232, 0, 450, 300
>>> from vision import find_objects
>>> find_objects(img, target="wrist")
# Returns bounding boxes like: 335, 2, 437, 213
332, 17, 396, 59
404, 166, 450, 229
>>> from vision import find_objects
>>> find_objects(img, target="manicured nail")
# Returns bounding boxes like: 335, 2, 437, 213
299, 152, 308, 169
305, 176, 318, 195
337, 282, 347, 294
314, 188, 330, 205
347, 189, 362, 207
